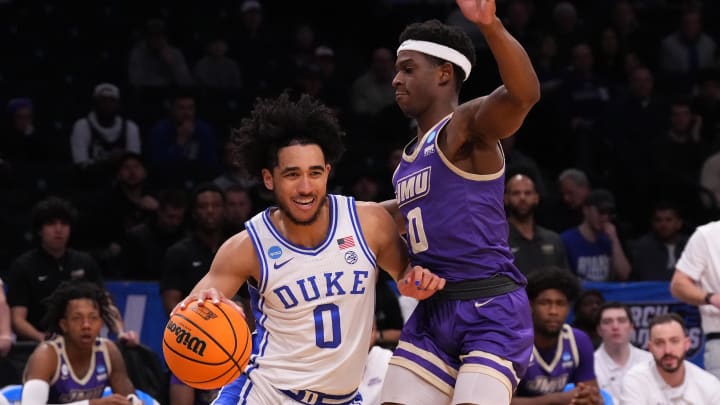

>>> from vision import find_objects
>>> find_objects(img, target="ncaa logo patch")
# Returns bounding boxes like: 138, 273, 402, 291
268, 246, 282, 259
344, 251, 358, 264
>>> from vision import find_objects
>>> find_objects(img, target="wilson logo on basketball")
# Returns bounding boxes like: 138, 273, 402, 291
166, 321, 207, 356
190, 305, 218, 321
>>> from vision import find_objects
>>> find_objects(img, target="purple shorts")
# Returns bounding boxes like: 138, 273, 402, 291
390, 287, 533, 395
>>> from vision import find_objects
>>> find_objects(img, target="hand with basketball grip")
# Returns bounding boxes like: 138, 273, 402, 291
398, 265, 446, 300
177, 288, 246, 319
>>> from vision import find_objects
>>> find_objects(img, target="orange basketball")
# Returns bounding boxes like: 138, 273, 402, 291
163, 299, 252, 389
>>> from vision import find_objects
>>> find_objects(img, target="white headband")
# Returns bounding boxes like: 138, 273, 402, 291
397, 39, 472, 81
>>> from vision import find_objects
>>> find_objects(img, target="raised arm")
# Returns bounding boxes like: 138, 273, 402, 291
453, 0, 540, 141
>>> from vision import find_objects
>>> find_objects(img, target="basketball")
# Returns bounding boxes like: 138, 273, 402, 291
163, 299, 252, 389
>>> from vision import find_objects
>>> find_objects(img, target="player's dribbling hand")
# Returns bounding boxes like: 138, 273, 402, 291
176, 288, 246, 319
398, 265, 446, 300
456, 0, 496, 26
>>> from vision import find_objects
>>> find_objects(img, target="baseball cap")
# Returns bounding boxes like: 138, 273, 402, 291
93, 83, 120, 99
240, 0, 262, 13
585, 189, 616, 213
314, 46, 334, 58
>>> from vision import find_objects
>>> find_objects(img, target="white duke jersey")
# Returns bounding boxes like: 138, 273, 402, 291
245, 194, 378, 395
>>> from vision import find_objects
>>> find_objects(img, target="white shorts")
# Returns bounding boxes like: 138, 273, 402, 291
212, 371, 362, 405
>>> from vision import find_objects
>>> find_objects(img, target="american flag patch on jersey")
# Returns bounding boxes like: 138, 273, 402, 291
337, 235, 355, 249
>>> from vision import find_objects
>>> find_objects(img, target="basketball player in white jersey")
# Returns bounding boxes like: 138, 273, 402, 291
178, 92, 445, 405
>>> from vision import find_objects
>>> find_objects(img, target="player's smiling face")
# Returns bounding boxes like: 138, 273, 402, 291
263, 143, 330, 226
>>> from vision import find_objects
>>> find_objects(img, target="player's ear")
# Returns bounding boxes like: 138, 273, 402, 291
439, 63, 453, 85
262, 168, 274, 191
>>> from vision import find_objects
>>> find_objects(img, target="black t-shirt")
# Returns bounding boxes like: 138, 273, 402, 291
160, 235, 216, 297
6, 248, 103, 333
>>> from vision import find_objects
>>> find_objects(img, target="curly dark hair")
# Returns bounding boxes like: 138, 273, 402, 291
40, 281, 119, 337
230, 91, 345, 181
525, 266, 580, 303
399, 19, 477, 90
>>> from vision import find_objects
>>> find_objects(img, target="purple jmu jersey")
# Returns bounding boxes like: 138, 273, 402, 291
47, 336, 111, 403
517, 325, 596, 397
392, 114, 524, 284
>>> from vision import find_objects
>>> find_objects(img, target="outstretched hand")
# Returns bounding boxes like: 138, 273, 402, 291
456, 0, 496, 26
398, 266, 446, 300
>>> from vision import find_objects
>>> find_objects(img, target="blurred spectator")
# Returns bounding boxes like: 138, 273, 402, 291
558, 43, 611, 172
226, 0, 280, 96
603, 66, 668, 230
610, 0, 654, 65
193, 38, 243, 90
594, 302, 652, 403
551, 2, 588, 66
502, 0, 538, 50
223, 184, 253, 236
561, 189, 632, 281
629, 201, 689, 281
0, 98, 60, 168
692, 69, 720, 143
122, 189, 188, 281
503, 134, 548, 197
160, 183, 225, 314
69, 83, 141, 169
594, 28, 625, 86
534, 34, 563, 94
128, 19, 193, 88
660, 10, 716, 77
148, 91, 220, 180
651, 97, 706, 187
82, 152, 158, 277
349, 47, 396, 118
311, 46, 347, 112
572, 289, 605, 349
5, 197, 136, 345
282, 22, 318, 87
213, 137, 258, 191
505, 174, 569, 275
549, 168, 591, 232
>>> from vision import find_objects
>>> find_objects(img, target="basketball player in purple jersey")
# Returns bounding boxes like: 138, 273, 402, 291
21, 282, 141, 405
516, 267, 601, 404
380, 1, 540, 404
